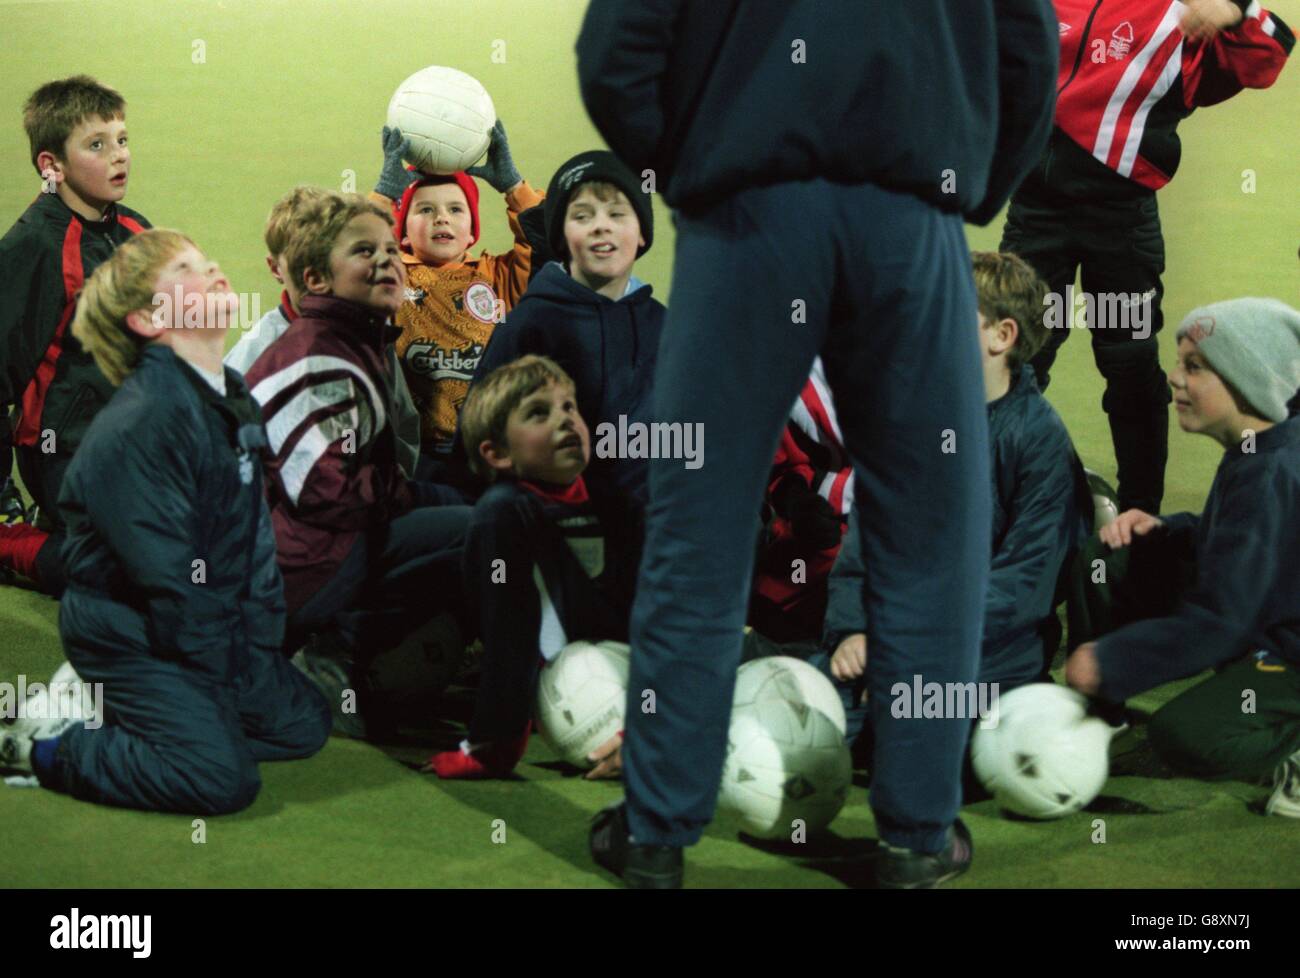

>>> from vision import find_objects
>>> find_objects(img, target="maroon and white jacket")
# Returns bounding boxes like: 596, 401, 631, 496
1053, 0, 1292, 190
243, 294, 414, 613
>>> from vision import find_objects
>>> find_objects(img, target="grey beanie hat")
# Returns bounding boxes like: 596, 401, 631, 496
1175, 297, 1300, 423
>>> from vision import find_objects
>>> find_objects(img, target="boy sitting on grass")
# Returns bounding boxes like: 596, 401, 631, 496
1068, 298, 1300, 818
426, 354, 640, 778
0, 229, 331, 814
226, 185, 421, 477
824, 252, 1091, 752
243, 192, 470, 740
0, 75, 151, 596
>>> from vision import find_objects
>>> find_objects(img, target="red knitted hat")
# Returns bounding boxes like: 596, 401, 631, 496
393, 168, 481, 254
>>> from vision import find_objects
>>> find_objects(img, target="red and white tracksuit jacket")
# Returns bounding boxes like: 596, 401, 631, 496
750, 358, 853, 638
1053, 0, 1292, 189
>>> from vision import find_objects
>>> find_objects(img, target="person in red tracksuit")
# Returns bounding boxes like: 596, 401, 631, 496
749, 358, 854, 644
1001, 0, 1292, 515
0, 77, 150, 596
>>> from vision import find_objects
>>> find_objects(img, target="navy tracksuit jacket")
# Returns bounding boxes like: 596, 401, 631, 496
54, 346, 330, 814
1096, 415, 1300, 702
466, 262, 666, 510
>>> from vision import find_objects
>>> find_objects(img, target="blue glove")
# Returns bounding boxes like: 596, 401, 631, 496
466, 120, 522, 194
376, 126, 422, 200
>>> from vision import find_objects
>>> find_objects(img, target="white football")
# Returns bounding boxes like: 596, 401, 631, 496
386, 66, 495, 174
718, 696, 852, 840
734, 655, 847, 737
970, 683, 1115, 820
535, 640, 629, 769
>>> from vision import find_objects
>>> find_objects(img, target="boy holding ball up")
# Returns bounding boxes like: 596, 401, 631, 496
372, 122, 543, 472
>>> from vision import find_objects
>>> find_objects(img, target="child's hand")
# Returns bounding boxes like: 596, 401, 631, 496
585, 732, 623, 780
1066, 642, 1102, 697
375, 126, 420, 200
467, 120, 522, 194
830, 633, 868, 682
1179, 0, 1245, 43
1099, 509, 1164, 550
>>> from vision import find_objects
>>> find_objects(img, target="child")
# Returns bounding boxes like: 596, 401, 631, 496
0, 229, 331, 814
242, 192, 470, 739
0, 76, 152, 596
371, 122, 543, 465
427, 355, 640, 778
749, 358, 853, 643
226, 185, 421, 478
1001, 1, 1293, 515
1067, 298, 1300, 818
467, 150, 662, 508
821, 251, 1091, 752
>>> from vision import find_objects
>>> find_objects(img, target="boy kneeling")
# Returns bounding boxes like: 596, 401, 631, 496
0, 229, 331, 814
1068, 298, 1300, 817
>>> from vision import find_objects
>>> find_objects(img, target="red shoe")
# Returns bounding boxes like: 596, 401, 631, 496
423, 726, 530, 779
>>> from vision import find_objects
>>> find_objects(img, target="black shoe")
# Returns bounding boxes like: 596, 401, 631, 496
589, 801, 683, 889
875, 818, 973, 889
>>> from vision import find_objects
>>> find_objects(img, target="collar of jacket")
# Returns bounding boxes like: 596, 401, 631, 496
1228, 413, 1300, 459
532, 260, 653, 305
141, 344, 266, 449
41, 191, 124, 234
988, 362, 1039, 416
296, 294, 403, 347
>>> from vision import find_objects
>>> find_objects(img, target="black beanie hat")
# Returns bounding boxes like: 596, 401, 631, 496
544, 150, 653, 262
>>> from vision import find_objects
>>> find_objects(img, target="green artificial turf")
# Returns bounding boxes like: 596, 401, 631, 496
2, 0, 1298, 888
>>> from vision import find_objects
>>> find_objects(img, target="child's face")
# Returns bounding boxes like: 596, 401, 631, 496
1169, 337, 1242, 441
313, 213, 407, 315
54, 115, 130, 209
151, 244, 238, 332
405, 183, 473, 265
563, 185, 644, 285
487, 381, 590, 484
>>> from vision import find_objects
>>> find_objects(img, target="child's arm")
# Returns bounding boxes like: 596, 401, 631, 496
984, 421, 1082, 651
0, 234, 65, 414
467, 122, 544, 304
1090, 478, 1285, 702
370, 126, 421, 208
1181, 1, 1294, 108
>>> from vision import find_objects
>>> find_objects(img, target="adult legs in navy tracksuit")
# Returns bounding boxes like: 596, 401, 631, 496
622, 179, 991, 855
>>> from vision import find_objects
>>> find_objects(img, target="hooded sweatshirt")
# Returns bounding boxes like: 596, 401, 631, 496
466, 260, 666, 508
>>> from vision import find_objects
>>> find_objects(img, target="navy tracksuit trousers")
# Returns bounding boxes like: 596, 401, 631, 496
622, 179, 991, 853
56, 631, 332, 815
